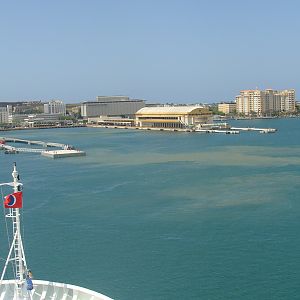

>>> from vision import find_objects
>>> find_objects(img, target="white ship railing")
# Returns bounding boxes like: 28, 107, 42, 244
0, 279, 113, 300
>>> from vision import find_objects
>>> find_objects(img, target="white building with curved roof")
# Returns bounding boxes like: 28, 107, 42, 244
135, 106, 212, 129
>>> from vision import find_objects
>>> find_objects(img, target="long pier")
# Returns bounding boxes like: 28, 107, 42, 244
195, 129, 240, 134
230, 127, 277, 133
0, 144, 46, 153
0, 137, 85, 158
0, 137, 65, 148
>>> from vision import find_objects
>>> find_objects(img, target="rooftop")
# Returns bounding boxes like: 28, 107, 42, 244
136, 106, 206, 115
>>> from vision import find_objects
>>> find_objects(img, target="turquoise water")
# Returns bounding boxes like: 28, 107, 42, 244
0, 119, 300, 299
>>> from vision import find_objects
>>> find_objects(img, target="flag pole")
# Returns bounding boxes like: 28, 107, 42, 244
0, 163, 27, 297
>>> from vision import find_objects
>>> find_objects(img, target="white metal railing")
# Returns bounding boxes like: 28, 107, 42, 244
0, 280, 113, 300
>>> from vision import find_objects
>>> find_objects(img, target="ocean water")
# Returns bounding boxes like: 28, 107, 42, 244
0, 118, 300, 300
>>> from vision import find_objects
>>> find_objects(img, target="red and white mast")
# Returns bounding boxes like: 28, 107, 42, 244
0, 163, 28, 297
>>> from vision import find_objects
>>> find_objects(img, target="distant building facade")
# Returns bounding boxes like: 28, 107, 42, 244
81, 96, 145, 118
236, 89, 296, 115
135, 106, 212, 128
279, 89, 296, 112
236, 90, 262, 115
218, 103, 236, 115
88, 116, 135, 126
9, 113, 61, 125
0, 107, 9, 123
44, 100, 66, 115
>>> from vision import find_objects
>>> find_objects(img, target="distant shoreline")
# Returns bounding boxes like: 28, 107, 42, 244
0, 124, 86, 132
214, 115, 300, 121
1, 115, 298, 132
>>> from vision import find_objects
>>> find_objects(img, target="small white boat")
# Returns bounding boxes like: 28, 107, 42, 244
0, 163, 113, 300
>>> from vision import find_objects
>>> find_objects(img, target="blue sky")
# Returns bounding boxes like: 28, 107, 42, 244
0, 0, 299, 103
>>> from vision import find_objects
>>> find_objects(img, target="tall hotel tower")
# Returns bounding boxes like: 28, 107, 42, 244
236, 89, 295, 115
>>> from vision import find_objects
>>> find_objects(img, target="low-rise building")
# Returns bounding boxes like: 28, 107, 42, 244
88, 116, 135, 126
218, 103, 236, 115
9, 113, 61, 127
81, 96, 145, 118
135, 106, 212, 129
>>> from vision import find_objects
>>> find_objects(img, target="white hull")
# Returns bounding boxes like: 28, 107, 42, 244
0, 280, 113, 300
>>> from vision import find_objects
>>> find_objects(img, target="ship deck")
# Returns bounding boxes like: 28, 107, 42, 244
0, 279, 113, 300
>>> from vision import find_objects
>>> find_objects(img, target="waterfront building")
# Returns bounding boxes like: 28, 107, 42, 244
88, 116, 135, 126
236, 89, 296, 115
236, 90, 262, 115
279, 89, 296, 112
135, 106, 212, 128
81, 96, 145, 118
262, 89, 281, 114
9, 113, 61, 127
44, 100, 66, 115
26, 114, 62, 126
218, 102, 236, 115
